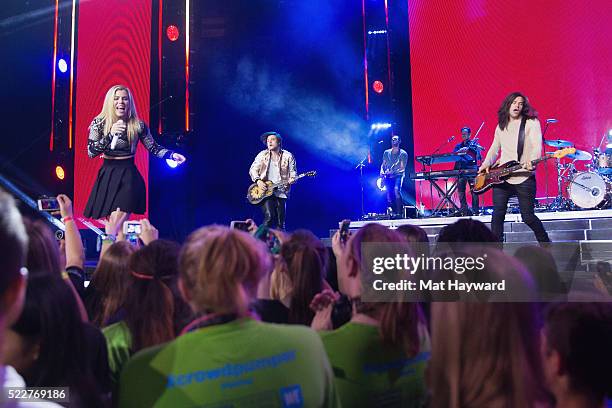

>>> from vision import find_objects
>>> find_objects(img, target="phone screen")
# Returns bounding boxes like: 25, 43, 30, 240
230, 221, 251, 232
38, 198, 59, 211
124, 222, 141, 235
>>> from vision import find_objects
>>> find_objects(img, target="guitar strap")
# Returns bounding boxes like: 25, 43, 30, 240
516, 116, 527, 162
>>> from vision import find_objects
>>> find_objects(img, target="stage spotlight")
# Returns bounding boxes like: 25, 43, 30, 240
58, 58, 68, 73
376, 177, 386, 191
55, 165, 65, 180
372, 80, 384, 94
370, 123, 392, 130
166, 25, 180, 42
165, 158, 179, 168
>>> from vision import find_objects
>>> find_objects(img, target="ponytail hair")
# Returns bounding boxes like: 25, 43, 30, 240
348, 224, 423, 356
124, 240, 181, 352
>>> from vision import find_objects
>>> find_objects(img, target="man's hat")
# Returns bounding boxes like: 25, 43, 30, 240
260, 131, 282, 145
461, 126, 471, 133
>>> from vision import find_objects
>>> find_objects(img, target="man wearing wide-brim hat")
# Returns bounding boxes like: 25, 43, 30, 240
249, 132, 297, 230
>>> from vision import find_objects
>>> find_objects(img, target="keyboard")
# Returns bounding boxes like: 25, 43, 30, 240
410, 169, 478, 180
415, 152, 471, 166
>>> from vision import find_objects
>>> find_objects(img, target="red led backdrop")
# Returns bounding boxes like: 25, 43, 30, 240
408, 0, 612, 207
74, 0, 152, 220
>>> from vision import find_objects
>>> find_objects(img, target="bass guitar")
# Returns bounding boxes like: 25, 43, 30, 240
247, 171, 317, 205
473, 147, 575, 194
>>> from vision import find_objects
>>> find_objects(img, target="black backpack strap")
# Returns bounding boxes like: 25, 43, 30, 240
517, 116, 527, 161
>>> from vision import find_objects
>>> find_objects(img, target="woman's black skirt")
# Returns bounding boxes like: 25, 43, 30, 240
84, 158, 146, 219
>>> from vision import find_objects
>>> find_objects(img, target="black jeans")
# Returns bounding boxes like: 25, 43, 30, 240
491, 177, 550, 243
261, 196, 287, 230
457, 176, 479, 214
384, 176, 403, 215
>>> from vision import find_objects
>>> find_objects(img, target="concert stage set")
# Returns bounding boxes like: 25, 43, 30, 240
2, 0, 612, 258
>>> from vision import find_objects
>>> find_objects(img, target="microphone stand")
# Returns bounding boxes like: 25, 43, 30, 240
431, 137, 455, 156
356, 157, 367, 219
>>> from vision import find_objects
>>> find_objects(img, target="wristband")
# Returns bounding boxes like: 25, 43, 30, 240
62, 216, 74, 223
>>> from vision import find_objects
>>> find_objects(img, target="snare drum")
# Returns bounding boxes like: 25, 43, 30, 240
568, 171, 609, 209
597, 152, 612, 174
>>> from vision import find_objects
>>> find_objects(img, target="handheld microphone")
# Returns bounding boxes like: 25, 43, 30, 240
110, 133, 120, 150
110, 120, 124, 150
448, 135, 455, 142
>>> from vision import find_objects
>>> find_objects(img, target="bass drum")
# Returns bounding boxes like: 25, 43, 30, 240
569, 171, 609, 209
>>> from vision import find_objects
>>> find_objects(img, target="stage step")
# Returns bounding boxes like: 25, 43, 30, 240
510, 219, 590, 233
504, 229, 587, 243
591, 218, 612, 229
586, 228, 612, 240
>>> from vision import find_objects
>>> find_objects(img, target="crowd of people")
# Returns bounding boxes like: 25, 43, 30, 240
0, 188, 610, 407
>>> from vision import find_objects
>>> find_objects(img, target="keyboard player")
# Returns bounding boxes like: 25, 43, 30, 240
453, 126, 482, 216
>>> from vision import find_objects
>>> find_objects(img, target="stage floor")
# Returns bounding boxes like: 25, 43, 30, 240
332, 209, 612, 244
348, 209, 612, 229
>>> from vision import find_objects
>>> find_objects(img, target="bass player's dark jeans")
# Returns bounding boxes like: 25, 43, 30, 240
491, 176, 550, 243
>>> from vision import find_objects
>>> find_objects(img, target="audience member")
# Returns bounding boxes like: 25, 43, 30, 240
312, 223, 430, 408
118, 226, 339, 407
542, 302, 612, 408
4, 274, 110, 407
437, 218, 498, 243
85, 241, 135, 327
103, 239, 191, 386
428, 248, 552, 408
514, 245, 567, 300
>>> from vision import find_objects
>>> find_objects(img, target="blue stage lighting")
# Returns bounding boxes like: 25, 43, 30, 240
58, 58, 68, 73
165, 158, 179, 168
370, 122, 392, 130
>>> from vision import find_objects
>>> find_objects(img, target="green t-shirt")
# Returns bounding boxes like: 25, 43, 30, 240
118, 318, 340, 407
320, 321, 431, 408
103, 321, 133, 387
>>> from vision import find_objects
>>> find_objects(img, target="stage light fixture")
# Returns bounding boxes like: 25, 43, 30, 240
166, 25, 180, 42
58, 58, 68, 73
165, 158, 179, 168
372, 80, 384, 94
370, 122, 392, 130
55, 165, 65, 180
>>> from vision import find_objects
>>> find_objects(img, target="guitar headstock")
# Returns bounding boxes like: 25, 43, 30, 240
302, 171, 317, 178
553, 147, 576, 159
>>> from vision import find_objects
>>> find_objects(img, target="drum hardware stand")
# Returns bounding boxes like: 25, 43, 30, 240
548, 158, 571, 211
541, 118, 558, 208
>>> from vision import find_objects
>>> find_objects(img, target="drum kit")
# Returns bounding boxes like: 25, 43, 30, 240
545, 138, 612, 210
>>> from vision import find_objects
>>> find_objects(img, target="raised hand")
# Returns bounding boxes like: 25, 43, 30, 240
139, 218, 159, 245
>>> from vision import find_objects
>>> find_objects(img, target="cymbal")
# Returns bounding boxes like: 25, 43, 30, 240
566, 149, 593, 161
545, 139, 573, 148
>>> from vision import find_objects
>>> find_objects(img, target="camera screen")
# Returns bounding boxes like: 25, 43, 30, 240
39, 198, 59, 211
126, 223, 141, 234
